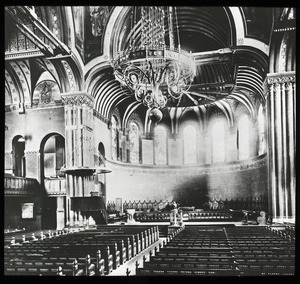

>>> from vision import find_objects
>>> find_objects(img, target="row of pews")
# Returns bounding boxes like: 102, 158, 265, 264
4, 225, 159, 276
133, 211, 234, 222
226, 226, 295, 276
136, 225, 295, 276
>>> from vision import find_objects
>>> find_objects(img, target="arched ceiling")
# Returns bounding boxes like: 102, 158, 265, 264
86, 6, 271, 124
5, 6, 278, 127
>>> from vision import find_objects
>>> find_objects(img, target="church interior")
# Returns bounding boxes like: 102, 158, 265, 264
4, 6, 296, 277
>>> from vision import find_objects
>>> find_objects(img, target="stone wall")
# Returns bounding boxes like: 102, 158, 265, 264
105, 155, 268, 208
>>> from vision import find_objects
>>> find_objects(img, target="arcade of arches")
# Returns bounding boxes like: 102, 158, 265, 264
4, 6, 296, 274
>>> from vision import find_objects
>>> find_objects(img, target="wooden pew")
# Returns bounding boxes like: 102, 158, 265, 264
136, 267, 239, 276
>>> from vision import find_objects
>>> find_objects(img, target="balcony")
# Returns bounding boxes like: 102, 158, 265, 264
44, 177, 66, 195
4, 175, 40, 196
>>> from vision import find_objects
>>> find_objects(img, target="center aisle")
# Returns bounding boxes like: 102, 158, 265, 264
108, 237, 166, 276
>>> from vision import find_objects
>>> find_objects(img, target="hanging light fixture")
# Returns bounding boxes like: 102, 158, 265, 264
112, 6, 196, 122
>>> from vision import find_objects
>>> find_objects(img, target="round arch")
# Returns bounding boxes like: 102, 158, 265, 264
39, 132, 65, 183
12, 135, 26, 177
98, 142, 106, 166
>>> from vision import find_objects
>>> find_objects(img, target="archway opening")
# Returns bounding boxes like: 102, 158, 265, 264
40, 133, 65, 230
98, 142, 106, 166
12, 135, 26, 177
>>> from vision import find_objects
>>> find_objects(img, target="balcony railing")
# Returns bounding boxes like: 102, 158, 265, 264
4, 175, 39, 196
44, 177, 66, 195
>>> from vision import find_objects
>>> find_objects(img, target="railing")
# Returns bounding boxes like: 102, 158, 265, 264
44, 177, 66, 195
106, 153, 267, 174
4, 175, 39, 195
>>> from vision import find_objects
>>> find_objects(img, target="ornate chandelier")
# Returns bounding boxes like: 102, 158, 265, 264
112, 6, 196, 122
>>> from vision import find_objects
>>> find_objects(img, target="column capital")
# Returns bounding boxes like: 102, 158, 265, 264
61, 92, 94, 108
267, 72, 295, 85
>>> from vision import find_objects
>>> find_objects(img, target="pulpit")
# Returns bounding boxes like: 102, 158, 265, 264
126, 209, 136, 224
168, 208, 184, 235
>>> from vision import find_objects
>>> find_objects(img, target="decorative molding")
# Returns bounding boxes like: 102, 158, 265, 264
4, 190, 34, 196
5, 103, 64, 112
267, 74, 295, 85
61, 60, 76, 92
274, 27, 296, 33
106, 154, 267, 175
47, 192, 66, 196
61, 92, 94, 107
93, 109, 110, 124
5, 50, 44, 61
24, 150, 40, 155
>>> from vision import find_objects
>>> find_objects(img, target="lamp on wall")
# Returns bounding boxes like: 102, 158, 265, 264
112, 6, 196, 122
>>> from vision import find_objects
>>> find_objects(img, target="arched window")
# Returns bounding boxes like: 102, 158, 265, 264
12, 136, 26, 177
211, 120, 226, 163
154, 125, 167, 165
238, 115, 251, 160
128, 122, 140, 164
257, 106, 266, 155
42, 134, 65, 178
98, 142, 105, 166
111, 116, 119, 160
183, 125, 197, 164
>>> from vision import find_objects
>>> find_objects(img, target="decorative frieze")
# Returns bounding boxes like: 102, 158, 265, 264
61, 92, 94, 107
61, 60, 76, 92
274, 27, 296, 33
24, 150, 40, 155
267, 73, 295, 85
106, 154, 267, 176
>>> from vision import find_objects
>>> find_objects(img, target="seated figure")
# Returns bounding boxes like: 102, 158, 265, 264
218, 199, 224, 210
212, 200, 218, 210
203, 201, 209, 210
208, 200, 213, 210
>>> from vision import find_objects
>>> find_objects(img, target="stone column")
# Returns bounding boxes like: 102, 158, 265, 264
56, 196, 65, 230
61, 92, 95, 227
267, 73, 295, 223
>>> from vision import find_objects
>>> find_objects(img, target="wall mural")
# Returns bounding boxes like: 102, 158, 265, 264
33, 80, 61, 105
89, 6, 110, 37
73, 6, 112, 62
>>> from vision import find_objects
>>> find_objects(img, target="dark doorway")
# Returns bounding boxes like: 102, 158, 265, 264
44, 197, 57, 229
12, 136, 26, 177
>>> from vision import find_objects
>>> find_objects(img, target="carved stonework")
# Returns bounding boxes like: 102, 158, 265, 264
24, 150, 39, 155
62, 60, 76, 92
267, 73, 295, 85
61, 92, 94, 108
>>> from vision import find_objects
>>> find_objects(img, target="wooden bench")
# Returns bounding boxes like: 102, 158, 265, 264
5, 252, 106, 276
151, 255, 235, 263
136, 267, 239, 276
5, 266, 58, 276
144, 261, 235, 270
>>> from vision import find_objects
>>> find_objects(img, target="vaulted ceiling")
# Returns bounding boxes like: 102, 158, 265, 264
5, 6, 295, 129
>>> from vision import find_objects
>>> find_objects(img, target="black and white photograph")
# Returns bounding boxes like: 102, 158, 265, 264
4, 5, 296, 278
